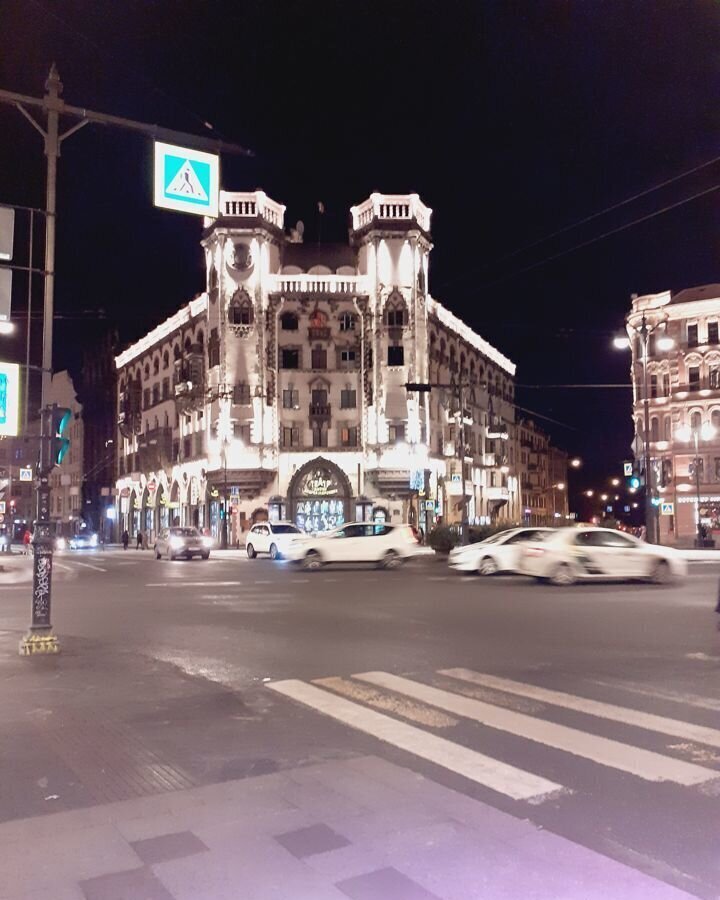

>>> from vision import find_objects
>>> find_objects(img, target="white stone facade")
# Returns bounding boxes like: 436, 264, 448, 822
114, 191, 519, 543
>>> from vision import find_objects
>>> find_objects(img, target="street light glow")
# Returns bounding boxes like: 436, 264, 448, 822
584, 490, 594, 497
601, 493, 608, 501
570, 458, 582, 468
657, 336, 674, 351
676, 424, 692, 443
611, 477, 620, 486
700, 422, 716, 442
613, 336, 631, 349
0, 320, 14, 335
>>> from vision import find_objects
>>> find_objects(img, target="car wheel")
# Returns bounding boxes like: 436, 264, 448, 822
167, 549, 174, 561
550, 563, 575, 586
269, 543, 280, 560
650, 559, 671, 585
381, 549, 402, 570
155, 547, 161, 560
478, 556, 498, 576
246, 543, 256, 559
201, 552, 210, 560
302, 550, 322, 570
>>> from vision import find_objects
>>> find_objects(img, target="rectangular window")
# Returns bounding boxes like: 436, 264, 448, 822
340, 348, 357, 367
183, 436, 192, 459
311, 389, 328, 409
388, 423, 405, 443
341, 426, 358, 447
162, 378, 170, 400
710, 369, 720, 390
143, 388, 151, 409
689, 366, 701, 390
282, 426, 300, 448
387, 345, 404, 366
281, 348, 300, 369
650, 374, 658, 398
340, 389, 356, 409
238, 424, 251, 444
194, 433, 204, 456
662, 373, 670, 396
339, 313, 356, 332
311, 348, 327, 370
282, 389, 299, 409
312, 425, 328, 448
709, 322, 719, 345
152, 384, 160, 405
208, 328, 220, 367
233, 382, 251, 404
647, 333, 656, 356
688, 323, 699, 347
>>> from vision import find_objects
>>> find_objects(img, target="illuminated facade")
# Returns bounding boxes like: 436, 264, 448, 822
114, 191, 518, 542
627, 285, 720, 545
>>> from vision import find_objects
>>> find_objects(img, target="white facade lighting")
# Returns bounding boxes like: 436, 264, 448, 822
657, 336, 675, 351
613, 336, 630, 350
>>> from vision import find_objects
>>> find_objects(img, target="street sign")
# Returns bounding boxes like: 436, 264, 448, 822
153, 142, 219, 218
451, 473, 461, 483
0, 501, 5, 514
0, 362, 19, 436
19, 467, 32, 482
0, 206, 14, 260
661, 501, 674, 516
623, 462, 633, 477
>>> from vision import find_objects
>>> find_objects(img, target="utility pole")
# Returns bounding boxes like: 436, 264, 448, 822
0, 66, 251, 655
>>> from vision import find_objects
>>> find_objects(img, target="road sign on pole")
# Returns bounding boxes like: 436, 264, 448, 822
0, 361, 20, 436
19, 467, 32, 482
660, 501, 674, 516
623, 462, 633, 477
154, 142, 219, 217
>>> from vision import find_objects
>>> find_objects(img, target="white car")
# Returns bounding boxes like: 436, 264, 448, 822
519, 526, 687, 586
245, 521, 303, 560
449, 527, 553, 575
155, 526, 212, 560
284, 522, 421, 569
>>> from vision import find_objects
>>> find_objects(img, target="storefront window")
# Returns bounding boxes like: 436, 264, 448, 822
293, 464, 348, 532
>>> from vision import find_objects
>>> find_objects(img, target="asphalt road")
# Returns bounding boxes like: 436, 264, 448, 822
2, 550, 720, 897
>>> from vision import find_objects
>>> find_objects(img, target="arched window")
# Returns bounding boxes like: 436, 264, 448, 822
162, 350, 169, 370
650, 417, 659, 442
152, 356, 160, 375
229, 290, 254, 326
184, 336, 192, 353
173, 344, 181, 360
663, 416, 671, 442
691, 410, 702, 433
281, 311, 299, 331
143, 362, 150, 378
195, 330, 205, 348
712, 409, 720, 431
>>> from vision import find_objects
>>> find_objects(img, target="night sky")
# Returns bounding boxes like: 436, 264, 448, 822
1, 0, 720, 505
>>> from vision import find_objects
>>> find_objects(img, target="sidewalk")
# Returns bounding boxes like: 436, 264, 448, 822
0, 755, 694, 900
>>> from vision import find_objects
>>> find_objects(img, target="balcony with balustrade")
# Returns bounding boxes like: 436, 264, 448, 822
214, 190, 286, 230
350, 193, 432, 235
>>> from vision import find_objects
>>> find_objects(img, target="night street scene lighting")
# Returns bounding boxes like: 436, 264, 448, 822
1, 2, 720, 898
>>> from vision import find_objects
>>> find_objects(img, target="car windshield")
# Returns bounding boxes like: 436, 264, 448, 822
273, 525, 301, 534
480, 532, 512, 545
171, 528, 199, 537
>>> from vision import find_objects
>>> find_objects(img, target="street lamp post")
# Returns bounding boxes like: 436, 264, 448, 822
614, 315, 674, 544
676, 422, 716, 547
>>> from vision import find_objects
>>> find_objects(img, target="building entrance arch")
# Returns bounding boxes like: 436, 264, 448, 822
288, 457, 353, 533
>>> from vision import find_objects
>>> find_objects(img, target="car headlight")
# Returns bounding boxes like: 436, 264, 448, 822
169, 536, 184, 549
56, 537, 66, 550
90, 534, 98, 546
202, 536, 213, 548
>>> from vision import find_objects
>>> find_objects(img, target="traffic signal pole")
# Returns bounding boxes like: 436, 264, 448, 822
0, 66, 251, 656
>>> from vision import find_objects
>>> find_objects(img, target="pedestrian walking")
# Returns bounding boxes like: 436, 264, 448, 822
136, 530, 143, 550
639, 525, 647, 542
22, 529, 32, 555
121, 530, 129, 551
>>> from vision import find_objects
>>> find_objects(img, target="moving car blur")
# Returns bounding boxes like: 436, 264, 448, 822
245, 521, 302, 560
519, 526, 687, 585
284, 522, 421, 569
449, 527, 552, 575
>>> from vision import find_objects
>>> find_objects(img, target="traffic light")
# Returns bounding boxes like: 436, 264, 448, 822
39, 404, 72, 473
629, 475, 641, 490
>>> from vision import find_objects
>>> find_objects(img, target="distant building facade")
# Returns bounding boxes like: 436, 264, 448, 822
114, 191, 519, 543
516, 419, 569, 525
627, 285, 720, 545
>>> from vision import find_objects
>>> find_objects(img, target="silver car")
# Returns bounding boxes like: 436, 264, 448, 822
155, 526, 212, 560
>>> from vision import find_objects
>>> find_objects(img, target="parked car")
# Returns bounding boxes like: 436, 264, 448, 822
519, 526, 687, 586
155, 526, 212, 560
245, 521, 303, 560
449, 527, 553, 575
285, 522, 421, 569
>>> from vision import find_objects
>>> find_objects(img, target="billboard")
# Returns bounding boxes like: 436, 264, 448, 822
0, 361, 19, 436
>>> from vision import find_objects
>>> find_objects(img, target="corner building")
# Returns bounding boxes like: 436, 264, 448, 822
114, 191, 518, 542
628, 284, 720, 546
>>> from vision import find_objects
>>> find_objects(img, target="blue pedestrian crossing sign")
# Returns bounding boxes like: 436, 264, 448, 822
154, 142, 219, 218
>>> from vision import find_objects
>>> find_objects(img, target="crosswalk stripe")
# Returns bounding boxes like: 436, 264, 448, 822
440, 669, 720, 750
267, 679, 565, 803
355, 672, 718, 787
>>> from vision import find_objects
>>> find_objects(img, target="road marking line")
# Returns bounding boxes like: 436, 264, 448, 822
440, 669, 720, 750
267, 679, 565, 803
313, 676, 458, 728
73, 561, 107, 572
253, 580, 272, 584
145, 581, 245, 587
354, 672, 718, 786
591, 679, 720, 713
53, 563, 72, 571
